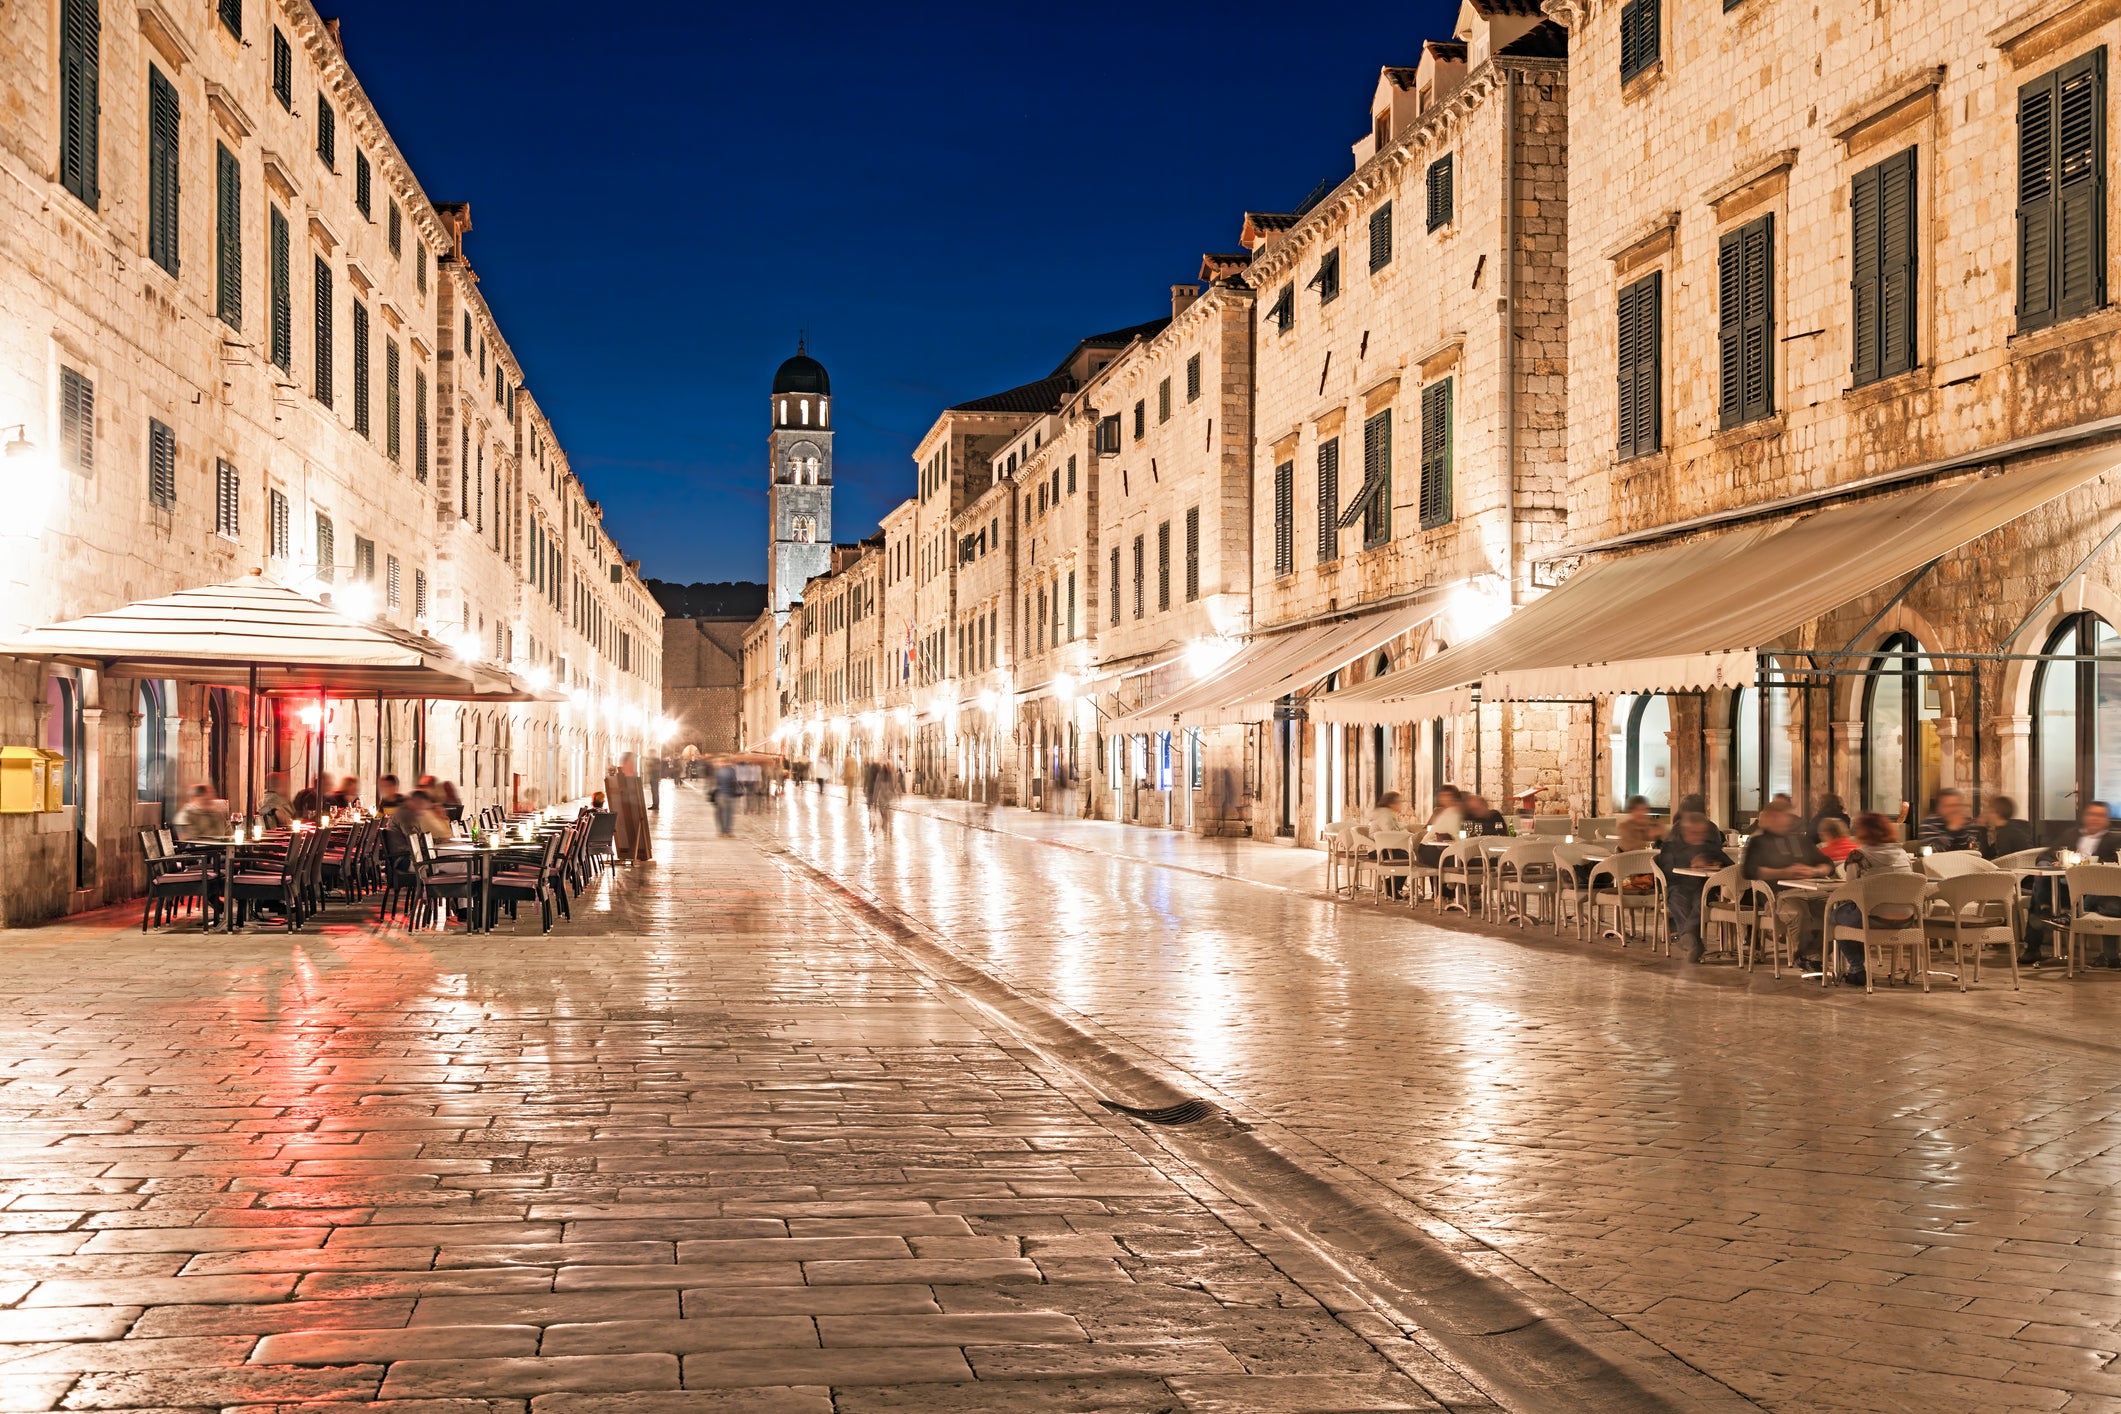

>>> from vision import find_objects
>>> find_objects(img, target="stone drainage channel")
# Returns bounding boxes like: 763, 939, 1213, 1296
765, 843, 1763, 1414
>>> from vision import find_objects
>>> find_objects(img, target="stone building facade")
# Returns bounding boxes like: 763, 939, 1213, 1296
663, 616, 748, 757
0, 0, 661, 924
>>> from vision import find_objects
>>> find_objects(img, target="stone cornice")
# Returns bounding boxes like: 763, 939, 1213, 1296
1244, 54, 1561, 287
1831, 66, 1946, 147
1541, 0, 1589, 27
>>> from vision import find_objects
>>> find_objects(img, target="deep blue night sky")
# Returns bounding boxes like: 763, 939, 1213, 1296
337, 0, 1461, 583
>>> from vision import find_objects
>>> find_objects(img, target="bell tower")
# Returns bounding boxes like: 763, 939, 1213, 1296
766, 341, 834, 626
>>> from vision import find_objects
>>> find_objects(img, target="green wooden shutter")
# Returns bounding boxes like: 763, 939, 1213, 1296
1616, 280, 1641, 454
1110, 548, 1120, 624
1717, 227, 1743, 425
385, 339, 401, 462
1273, 460, 1294, 576
315, 512, 333, 581
1184, 506, 1199, 602
312, 256, 333, 406
1133, 535, 1144, 618
1369, 202, 1393, 270
1157, 521, 1171, 611
59, 0, 100, 208
271, 28, 291, 108
1620, 0, 1659, 83
1419, 383, 1451, 530
2057, 51, 2106, 323
218, 0, 240, 38
147, 418, 175, 509
1316, 437, 1339, 564
351, 301, 369, 436
315, 97, 335, 168
215, 144, 242, 328
1740, 217, 1774, 423
1426, 156, 1452, 231
269, 206, 290, 370
1363, 409, 1393, 546
60, 367, 93, 474
1879, 148, 1917, 379
1186, 354, 1201, 402
1617, 272, 1660, 458
388, 201, 401, 255
147, 66, 180, 275
354, 150, 371, 217
1850, 161, 1884, 385
414, 369, 428, 481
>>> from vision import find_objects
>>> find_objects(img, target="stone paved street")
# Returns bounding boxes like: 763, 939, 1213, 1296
772, 786, 2121, 1414
0, 793, 1515, 1414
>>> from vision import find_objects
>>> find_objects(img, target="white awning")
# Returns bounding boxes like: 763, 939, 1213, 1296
0, 573, 546, 700
1112, 597, 1444, 731
1311, 447, 2118, 724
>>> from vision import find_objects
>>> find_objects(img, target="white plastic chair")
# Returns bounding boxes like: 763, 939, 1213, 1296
1586, 850, 1666, 951
1322, 820, 1359, 895
1921, 851, 1997, 880
1553, 843, 1600, 938
1495, 841, 1559, 928
2063, 864, 2121, 977
1990, 848, 2049, 870
1437, 839, 1488, 916
1823, 873, 1934, 993
1476, 838, 1514, 921
1701, 864, 1775, 969
1925, 873, 2020, 991
1356, 829, 1413, 900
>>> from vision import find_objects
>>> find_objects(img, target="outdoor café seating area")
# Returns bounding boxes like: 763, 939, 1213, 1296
137, 801, 623, 936
1323, 814, 2121, 995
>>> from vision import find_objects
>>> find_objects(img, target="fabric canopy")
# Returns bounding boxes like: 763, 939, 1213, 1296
1312, 448, 2117, 724
1112, 597, 1444, 730
0, 573, 545, 700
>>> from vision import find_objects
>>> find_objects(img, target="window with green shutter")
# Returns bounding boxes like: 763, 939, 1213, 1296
1273, 460, 1294, 577
1066, 454, 1076, 493
355, 150, 371, 217
1109, 548, 1120, 625
147, 67, 180, 276
1616, 271, 1661, 459
1309, 248, 1341, 303
1157, 521, 1171, 611
1158, 377, 1171, 423
271, 28, 291, 109
1184, 506, 1199, 602
215, 144, 242, 329
1370, 201, 1393, 270
1619, 0, 1659, 83
2017, 50, 2106, 333
216, 461, 240, 539
58, 0, 100, 209
1717, 215, 1774, 428
312, 257, 333, 406
1270, 283, 1294, 333
1067, 571, 1076, 640
1426, 156, 1453, 231
60, 367, 93, 475
1362, 411, 1394, 546
1316, 437, 1340, 565
388, 201, 401, 256
1419, 382, 1452, 529
315, 96, 335, 169
269, 205, 291, 370
218, 0, 240, 37
414, 369, 428, 481
1850, 148, 1917, 385
1133, 399, 1145, 440
416, 243, 427, 294
1186, 353, 1201, 402
315, 512, 334, 582
385, 340, 401, 462
147, 418, 175, 509
351, 300, 369, 436
268, 487, 287, 557
354, 535, 375, 583
1133, 535, 1145, 619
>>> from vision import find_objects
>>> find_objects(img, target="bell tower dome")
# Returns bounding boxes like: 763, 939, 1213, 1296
766, 341, 835, 625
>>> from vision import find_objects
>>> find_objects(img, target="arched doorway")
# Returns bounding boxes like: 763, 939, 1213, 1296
1610, 693, 1671, 810
1863, 631, 1941, 817
2032, 612, 2121, 836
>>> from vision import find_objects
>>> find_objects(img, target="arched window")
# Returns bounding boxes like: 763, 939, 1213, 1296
1610, 693, 1672, 810
2032, 612, 2121, 835
136, 681, 167, 804
1730, 684, 1792, 821
1863, 631, 1940, 816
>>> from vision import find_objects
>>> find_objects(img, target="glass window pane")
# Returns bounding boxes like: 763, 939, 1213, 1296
2037, 651, 2080, 827
1610, 694, 1634, 808
1766, 685, 1793, 800
1865, 659, 1904, 816
2094, 619, 2121, 809
1732, 688, 1759, 817
1636, 694, 1672, 810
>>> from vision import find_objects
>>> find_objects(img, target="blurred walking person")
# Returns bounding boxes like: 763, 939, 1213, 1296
712, 755, 739, 837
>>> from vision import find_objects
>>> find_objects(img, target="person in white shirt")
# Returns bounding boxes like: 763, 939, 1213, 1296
1415, 787, 1464, 869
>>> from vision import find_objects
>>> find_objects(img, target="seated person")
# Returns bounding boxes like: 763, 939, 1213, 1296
172, 785, 230, 842
1829, 813, 1918, 986
1658, 812, 1732, 962
1414, 787, 1464, 868
1815, 815, 1857, 865
1743, 801, 1830, 959
2059, 801, 2121, 967
1918, 788, 1983, 854
1617, 795, 1667, 853
1460, 794, 1511, 836
1362, 792, 1413, 896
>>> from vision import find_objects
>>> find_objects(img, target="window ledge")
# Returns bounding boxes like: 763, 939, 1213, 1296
1622, 58, 1667, 103
2007, 301, 2120, 355
1712, 411, 1786, 449
1842, 365, 1929, 408
1616, 448, 1669, 474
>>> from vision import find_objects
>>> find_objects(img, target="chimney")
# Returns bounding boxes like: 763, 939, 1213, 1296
1171, 283, 1201, 319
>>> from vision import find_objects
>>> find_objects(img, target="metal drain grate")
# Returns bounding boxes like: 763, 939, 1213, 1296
1100, 1098, 1218, 1125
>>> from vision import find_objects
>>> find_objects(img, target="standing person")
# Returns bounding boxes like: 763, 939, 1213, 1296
1743, 800, 1831, 962
1918, 789, 1983, 854
646, 755, 663, 813
712, 756, 739, 837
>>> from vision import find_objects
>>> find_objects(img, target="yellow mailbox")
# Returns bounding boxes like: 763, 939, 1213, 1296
0, 747, 49, 814
39, 750, 65, 812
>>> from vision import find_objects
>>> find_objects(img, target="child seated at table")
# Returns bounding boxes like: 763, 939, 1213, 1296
1815, 815, 1857, 866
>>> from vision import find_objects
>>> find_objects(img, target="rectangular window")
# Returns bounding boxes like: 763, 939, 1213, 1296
271, 27, 291, 108
269, 205, 291, 369
1316, 437, 1340, 565
1273, 460, 1295, 576
411, 369, 431, 483
215, 460, 239, 539
1133, 399, 1145, 440
1096, 415, 1121, 454
386, 554, 401, 609
218, 0, 241, 38
1157, 520, 1171, 611
312, 256, 333, 406
1427, 156, 1453, 231
1133, 535, 1145, 618
1310, 248, 1341, 303
1066, 453, 1077, 493
416, 243, 427, 294
1158, 377, 1172, 423
388, 200, 401, 256
315, 512, 334, 581
315, 95, 335, 169
58, 0, 99, 209
1184, 506, 1200, 602
354, 150, 371, 217
1066, 570, 1076, 640
2017, 51, 2106, 333
60, 367, 93, 475
147, 67, 180, 276
414, 568, 428, 619
1418, 383, 1452, 530
354, 535, 374, 583
1616, 271, 1662, 459
1851, 149, 1917, 385
1270, 283, 1294, 332
268, 487, 288, 557
1369, 201, 1393, 270
1619, 0, 1659, 83
351, 300, 370, 437
1362, 410, 1394, 546
1110, 548, 1121, 625
385, 340, 401, 462
215, 143, 242, 329
147, 417, 175, 509
1717, 214, 1774, 428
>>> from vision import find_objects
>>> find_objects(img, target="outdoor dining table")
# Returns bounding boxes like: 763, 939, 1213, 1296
173, 832, 291, 932
436, 835, 545, 931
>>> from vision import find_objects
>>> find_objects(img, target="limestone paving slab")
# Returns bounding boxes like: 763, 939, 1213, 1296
0, 794, 1479, 1411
